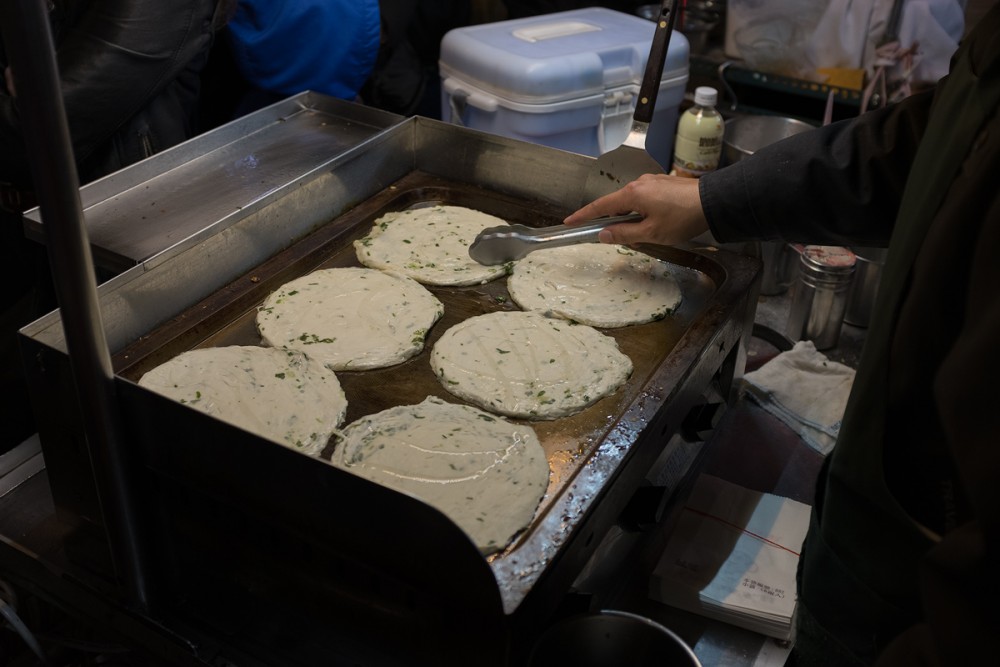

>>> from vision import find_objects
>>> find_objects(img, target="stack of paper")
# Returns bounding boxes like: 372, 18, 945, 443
649, 474, 811, 639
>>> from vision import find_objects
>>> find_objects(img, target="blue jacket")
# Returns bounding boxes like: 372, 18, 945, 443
227, 0, 380, 100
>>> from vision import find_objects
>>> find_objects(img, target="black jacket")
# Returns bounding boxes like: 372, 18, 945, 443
702, 7, 1000, 664
0, 0, 224, 451
0, 0, 223, 188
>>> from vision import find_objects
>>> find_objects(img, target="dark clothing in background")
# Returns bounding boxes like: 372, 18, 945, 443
0, 0, 223, 451
1, 0, 222, 187
361, 0, 472, 118
701, 6, 1000, 664
208, 1, 472, 121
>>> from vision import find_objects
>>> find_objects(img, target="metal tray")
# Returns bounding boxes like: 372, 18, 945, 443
22, 92, 403, 274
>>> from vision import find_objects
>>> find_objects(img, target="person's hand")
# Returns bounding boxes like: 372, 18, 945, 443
564, 173, 709, 247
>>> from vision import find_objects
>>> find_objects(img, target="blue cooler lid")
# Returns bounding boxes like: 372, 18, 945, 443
439, 7, 690, 105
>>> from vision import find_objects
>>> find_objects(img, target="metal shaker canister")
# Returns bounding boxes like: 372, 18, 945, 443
786, 245, 857, 350
759, 242, 803, 295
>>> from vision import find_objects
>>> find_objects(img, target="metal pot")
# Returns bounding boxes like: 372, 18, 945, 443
722, 114, 815, 166
528, 609, 702, 667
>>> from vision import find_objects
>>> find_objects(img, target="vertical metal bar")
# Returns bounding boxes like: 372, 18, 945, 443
0, 0, 151, 611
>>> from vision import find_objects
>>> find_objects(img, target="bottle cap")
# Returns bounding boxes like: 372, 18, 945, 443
693, 86, 718, 107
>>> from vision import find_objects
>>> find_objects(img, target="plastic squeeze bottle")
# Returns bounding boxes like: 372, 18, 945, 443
672, 86, 724, 178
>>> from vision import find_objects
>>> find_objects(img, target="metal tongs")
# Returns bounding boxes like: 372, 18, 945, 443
468, 213, 644, 265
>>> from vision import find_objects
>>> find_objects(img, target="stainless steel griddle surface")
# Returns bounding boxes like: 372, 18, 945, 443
116, 169, 716, 535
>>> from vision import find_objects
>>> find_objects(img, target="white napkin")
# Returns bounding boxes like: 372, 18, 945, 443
649, 474, 811, 639
740, 340, 855, 455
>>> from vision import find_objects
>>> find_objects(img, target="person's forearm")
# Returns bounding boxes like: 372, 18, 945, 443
702, 89, 935, 247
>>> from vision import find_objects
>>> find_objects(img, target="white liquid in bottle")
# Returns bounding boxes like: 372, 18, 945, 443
672, 86, 724, 178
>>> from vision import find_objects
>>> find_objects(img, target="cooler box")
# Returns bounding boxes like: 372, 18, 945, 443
439, 8, 690, 170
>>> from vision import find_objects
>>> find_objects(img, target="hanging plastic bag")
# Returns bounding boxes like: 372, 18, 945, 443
728, 0, 964, 91
725, 0, 828, 79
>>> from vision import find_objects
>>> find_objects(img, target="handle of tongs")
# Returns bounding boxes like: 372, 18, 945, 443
527, 213, 645, 248
634, 0, 678, 125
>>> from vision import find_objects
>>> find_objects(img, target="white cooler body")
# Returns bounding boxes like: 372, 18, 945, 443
439, 8, 690, 170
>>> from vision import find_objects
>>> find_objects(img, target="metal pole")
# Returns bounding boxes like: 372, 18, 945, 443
1, 0, 151, 611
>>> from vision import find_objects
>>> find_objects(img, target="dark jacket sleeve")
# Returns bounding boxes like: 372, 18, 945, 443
699, 89, 935, 248
0, 0, 219, 184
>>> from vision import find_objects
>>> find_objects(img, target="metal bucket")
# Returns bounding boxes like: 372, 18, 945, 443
528, 609, 702, 667
759, 241, 802, 296
722, 114, 816, 166
844, 246, 888, 327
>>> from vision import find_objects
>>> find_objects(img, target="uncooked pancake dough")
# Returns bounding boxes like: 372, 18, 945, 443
354, 205, 511, 286
507, 244, 683, 327
256, 267, 444, 371
138, 345, 347, 456
430, 310, 633, 420
330, 396, 549, 554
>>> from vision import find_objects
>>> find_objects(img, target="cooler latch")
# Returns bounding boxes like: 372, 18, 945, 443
598, 89, 634, 153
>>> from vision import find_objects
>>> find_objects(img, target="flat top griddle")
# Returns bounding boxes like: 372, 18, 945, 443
115, 170, 717, 553
104, 166, 756, 642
